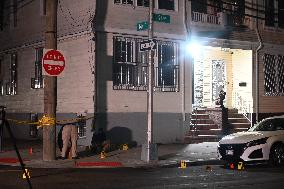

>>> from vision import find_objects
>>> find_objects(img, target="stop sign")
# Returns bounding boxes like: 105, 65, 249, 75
42, 49, 65, 76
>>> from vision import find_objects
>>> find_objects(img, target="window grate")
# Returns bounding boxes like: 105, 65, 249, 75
113, 36, 179, 92
263, 53, 284, 96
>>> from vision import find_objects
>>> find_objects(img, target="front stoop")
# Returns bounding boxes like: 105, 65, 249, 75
185, 108, 252, 144
184, 109, 222, 144
228, 109, 251, 133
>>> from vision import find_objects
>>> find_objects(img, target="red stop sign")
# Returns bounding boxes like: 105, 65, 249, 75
42, 50, 65, 76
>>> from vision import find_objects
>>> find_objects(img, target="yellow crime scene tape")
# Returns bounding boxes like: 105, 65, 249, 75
6, 115, 94, 128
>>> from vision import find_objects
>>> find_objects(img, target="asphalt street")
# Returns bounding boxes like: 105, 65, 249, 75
0, 164, 284, 189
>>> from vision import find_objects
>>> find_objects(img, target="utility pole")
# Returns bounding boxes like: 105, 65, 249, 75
43, 0, 57, 161
142, 0, 157, 162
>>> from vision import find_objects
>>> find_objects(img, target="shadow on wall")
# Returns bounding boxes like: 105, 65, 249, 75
107, 126, 137, 148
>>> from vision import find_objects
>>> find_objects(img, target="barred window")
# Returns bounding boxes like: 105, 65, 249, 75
6, 53, 17, 95
113, 36, 179, 92
114, 0, 133, 5
77, 115, 86, 138
263, 53, 284, 96
31, 48, 44, 89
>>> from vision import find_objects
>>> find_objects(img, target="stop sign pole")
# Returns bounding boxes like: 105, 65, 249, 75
43, 0, 57, 161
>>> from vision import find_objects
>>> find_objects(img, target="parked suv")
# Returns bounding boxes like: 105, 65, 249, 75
218, 116, 284, 165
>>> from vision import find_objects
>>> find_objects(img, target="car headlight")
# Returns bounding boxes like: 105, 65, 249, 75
246, 137, 268, 148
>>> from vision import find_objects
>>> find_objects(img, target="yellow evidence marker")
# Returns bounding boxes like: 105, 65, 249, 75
22, 169, 31, 179
180, 160, 187, 169
100, 151, 106, 159
238, 162, 244, 170
122, 144, 128, 151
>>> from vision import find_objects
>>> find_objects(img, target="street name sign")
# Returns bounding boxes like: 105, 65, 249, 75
140, 39, 157, 51
153, 13, 170, 23
42, 49, 65, 76
137, 21, 149, 31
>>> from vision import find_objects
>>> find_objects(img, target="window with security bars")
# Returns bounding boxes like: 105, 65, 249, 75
263, 53, 284, 96
77, 115, 86, 138
31, 48, 44, 89
113, 36, 179, 92
6, 53, 17, 95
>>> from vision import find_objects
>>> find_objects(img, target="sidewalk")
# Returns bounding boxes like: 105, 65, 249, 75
0, 139, 221, 168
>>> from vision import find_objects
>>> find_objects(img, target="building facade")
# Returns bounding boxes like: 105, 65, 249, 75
0, 0, 283, 147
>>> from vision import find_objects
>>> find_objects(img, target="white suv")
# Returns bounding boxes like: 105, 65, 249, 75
218, 116, 284, 165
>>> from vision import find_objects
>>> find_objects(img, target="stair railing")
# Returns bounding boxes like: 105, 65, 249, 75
234, 92, 253, 123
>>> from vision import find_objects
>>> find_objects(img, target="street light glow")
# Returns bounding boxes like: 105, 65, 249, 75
186, 42, 202, 59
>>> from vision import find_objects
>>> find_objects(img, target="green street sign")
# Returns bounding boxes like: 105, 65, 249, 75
153, 13, 170, 23
137, 21, 149, 31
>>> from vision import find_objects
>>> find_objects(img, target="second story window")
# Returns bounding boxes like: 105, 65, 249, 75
6, 53, 17, 95
278, 0, 284, 28
265, 0, 275, 27
114, 0, 133, 5
31, 48, 44, 89
137, 0, 149, 7
158, 0, 175, 11
0, 0, 4, 31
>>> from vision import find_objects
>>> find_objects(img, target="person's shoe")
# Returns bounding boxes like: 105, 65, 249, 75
72, 156, 79, 160
58, 156, 66, 160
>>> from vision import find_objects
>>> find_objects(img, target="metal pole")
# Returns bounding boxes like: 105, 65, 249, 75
43, 0, 57, 161
146, 0, 154, 162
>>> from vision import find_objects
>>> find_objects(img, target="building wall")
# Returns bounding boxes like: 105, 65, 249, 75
96, 31, 191, 145
231, 49, 253, 112
0, 0, 96, 146
258, 45, 284, 113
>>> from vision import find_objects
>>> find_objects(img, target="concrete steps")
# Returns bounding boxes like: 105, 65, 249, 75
185, 108, 252, 144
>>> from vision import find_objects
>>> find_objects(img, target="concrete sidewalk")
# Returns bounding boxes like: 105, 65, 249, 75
0, 140, 220, 168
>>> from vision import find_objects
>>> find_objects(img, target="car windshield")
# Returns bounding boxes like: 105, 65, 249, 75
249, 118, 284, 131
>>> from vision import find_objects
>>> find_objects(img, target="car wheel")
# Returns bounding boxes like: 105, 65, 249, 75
269, 143, 284, 166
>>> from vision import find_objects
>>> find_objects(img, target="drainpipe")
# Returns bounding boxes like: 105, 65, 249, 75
255, 0, 263, 123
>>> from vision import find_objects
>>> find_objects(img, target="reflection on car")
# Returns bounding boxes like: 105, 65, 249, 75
218, 115, 284, 166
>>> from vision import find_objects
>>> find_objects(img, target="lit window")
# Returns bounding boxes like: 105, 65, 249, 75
6, 53, 17, 95
31, 48, 44, 89
113, 36, 179, 92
